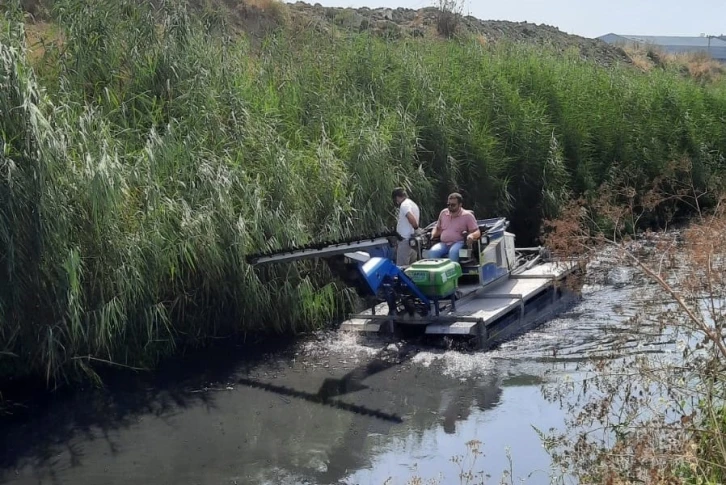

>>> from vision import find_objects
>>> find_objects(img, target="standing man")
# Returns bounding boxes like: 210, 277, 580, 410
392, 187, 420, 267
428, 192, 480, 263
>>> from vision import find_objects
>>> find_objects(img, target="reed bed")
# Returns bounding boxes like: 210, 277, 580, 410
1, 0, 725, 384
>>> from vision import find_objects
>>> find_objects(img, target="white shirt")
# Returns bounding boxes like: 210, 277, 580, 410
396, 198, 420, 239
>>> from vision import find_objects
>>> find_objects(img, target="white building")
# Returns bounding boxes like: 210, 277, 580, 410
598, 33, 726, 62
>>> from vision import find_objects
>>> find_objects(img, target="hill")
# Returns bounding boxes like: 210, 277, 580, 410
19, 0, 631, 67
281, 2, 631, 67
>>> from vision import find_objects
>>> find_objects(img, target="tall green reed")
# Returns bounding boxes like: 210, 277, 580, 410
1, 0, 725, 385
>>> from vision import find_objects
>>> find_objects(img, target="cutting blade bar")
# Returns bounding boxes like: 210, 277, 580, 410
247, 233, 400, 265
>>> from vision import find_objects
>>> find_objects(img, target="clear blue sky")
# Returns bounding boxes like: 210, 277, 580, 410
283, 0, 725, 39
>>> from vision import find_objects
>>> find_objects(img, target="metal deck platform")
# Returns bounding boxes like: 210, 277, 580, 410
339, 260, 580, 348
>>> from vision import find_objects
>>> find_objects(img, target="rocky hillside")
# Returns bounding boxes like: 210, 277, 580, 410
283, 2, 631, 67
18, 0, 631, 67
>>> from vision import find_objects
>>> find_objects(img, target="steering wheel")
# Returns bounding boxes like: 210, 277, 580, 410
421, 221, 439, 242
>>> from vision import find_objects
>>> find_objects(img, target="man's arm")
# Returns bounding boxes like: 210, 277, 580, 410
465, 213, 481, 244
431, 211, 443, 239
405, 211, 419, 230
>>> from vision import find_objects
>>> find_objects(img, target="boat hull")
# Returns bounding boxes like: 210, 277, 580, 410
339, 259, 583, 349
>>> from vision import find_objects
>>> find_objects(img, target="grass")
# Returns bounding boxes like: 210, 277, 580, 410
535, 161, 726, 483
622, 42, 726, 84
1, 0, 726, 386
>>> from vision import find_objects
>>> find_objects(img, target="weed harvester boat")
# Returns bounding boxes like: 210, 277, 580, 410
246, 217, 583, 349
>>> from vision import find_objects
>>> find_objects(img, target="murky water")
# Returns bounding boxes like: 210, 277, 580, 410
0, 262, 673, 485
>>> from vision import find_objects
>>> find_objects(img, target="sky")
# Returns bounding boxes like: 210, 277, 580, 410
282, 0, 726, 39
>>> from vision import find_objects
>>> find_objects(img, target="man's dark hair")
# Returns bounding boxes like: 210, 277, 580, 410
448, 192, 463, 204
392, 187, 407, 198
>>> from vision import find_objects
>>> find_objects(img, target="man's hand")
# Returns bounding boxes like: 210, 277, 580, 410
466, 234, 476, 247
431, 226, 440, 241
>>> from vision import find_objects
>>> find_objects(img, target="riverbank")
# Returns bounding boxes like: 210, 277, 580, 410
2, 0, 726, 387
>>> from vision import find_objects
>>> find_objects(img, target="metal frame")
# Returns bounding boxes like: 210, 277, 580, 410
250, 236, 397, 264
346, 314, 484, 325
341, 259, 582, 349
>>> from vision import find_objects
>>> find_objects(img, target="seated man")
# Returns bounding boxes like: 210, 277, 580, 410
427, 192, 481, 263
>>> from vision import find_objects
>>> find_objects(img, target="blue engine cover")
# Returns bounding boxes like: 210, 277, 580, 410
359, 257, 396, 294
359, 257, 431, 306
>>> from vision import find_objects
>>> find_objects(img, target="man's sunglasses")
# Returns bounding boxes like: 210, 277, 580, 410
447, 203, 459, 208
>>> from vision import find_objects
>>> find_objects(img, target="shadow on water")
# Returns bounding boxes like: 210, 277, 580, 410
0, 339, 285, 472
230, 339, 505, 484
0, 331, 507, 485
237, 344, 411, 424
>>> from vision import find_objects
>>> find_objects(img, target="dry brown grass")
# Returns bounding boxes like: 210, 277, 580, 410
540, 157, 726, 483
23, 21, 61, 64
623, 43, 725, 83
678, 51, 725, 83
626, 49, 656, 72
243, 0, 290, 23
622, 43, 667, 71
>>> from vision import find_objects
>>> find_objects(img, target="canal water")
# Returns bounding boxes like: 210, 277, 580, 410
0, 260, 671, 485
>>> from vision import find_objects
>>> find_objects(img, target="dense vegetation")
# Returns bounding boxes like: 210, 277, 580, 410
1, 0, 725, 384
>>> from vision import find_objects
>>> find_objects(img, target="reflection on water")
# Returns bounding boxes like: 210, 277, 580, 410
0, 264, 672, 485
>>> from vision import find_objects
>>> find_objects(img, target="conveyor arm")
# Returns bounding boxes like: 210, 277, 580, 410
245, 232, 400, 265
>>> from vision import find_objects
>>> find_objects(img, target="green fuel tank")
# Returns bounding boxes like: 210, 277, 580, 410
404, 259, 462, 299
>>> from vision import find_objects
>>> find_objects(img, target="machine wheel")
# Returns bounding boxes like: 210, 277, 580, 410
402, 296, 417, 316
